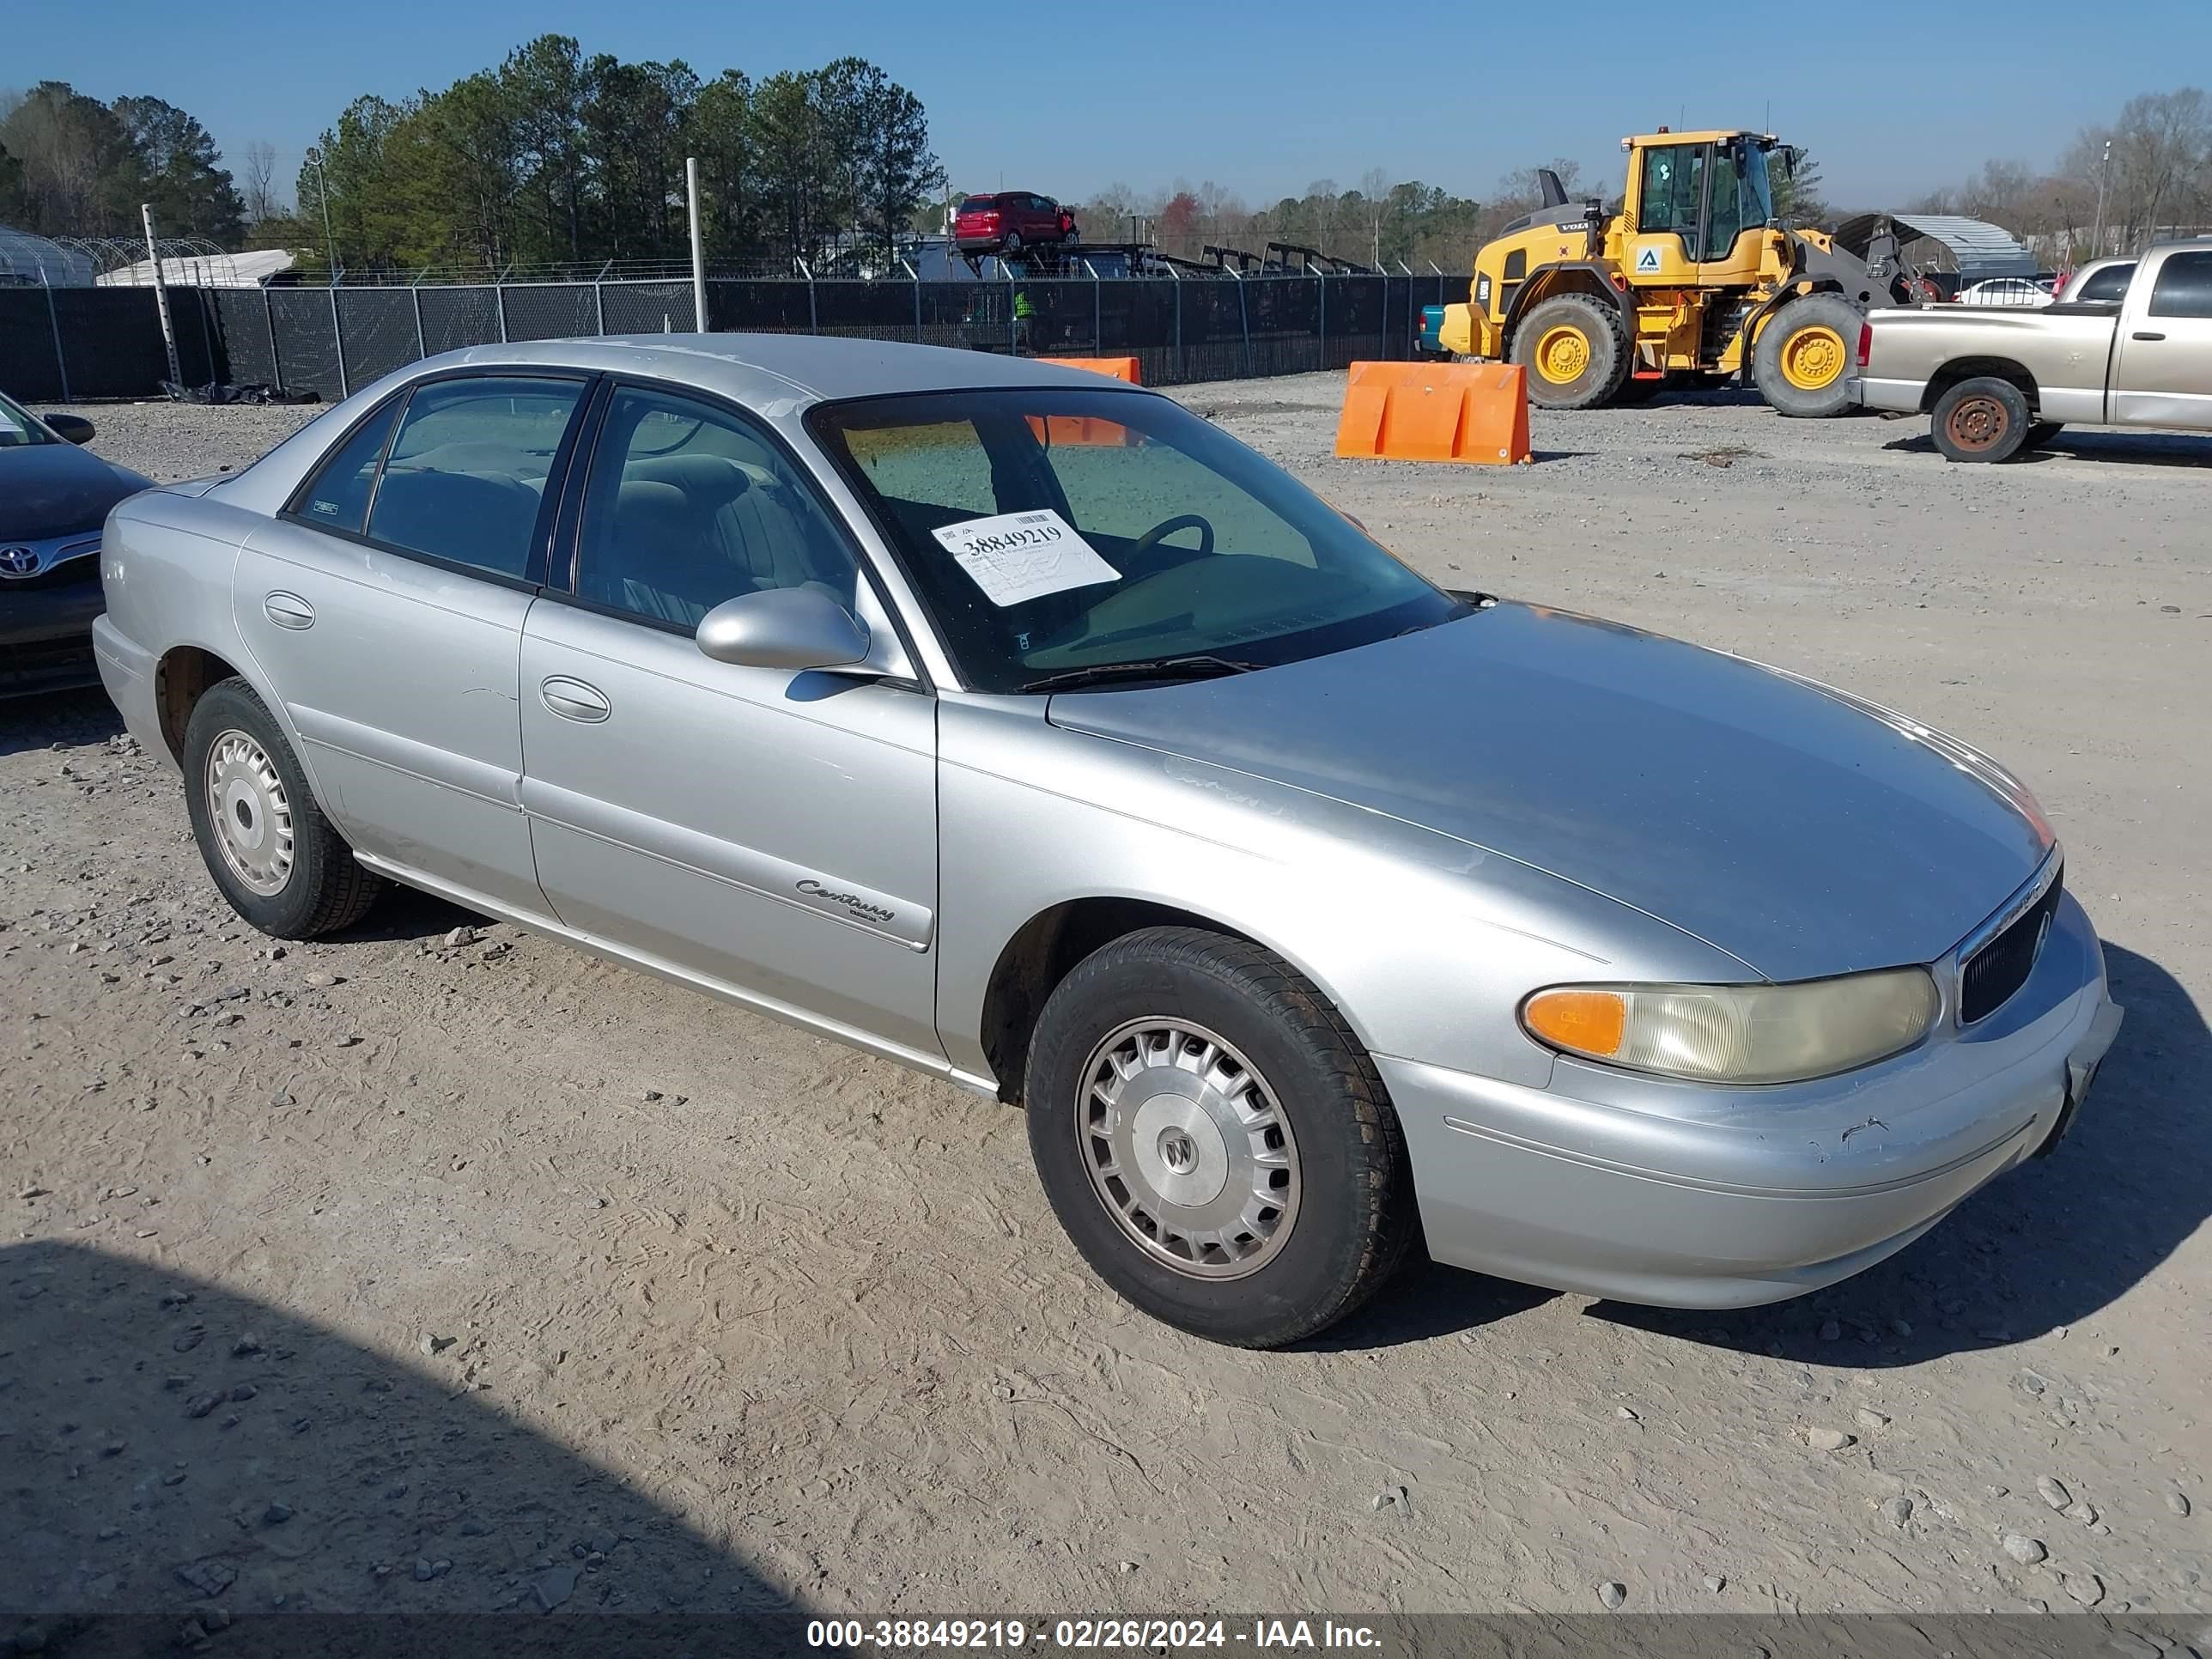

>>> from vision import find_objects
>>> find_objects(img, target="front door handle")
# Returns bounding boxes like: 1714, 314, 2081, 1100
2132, 331, 2166, 342
539, 676, 611, 723
264, 591, 314, 629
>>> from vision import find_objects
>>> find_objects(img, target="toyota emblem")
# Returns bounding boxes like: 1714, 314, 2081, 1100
0, 546, 40, 578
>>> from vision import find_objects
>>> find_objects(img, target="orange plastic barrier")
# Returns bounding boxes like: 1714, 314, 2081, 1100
1334, 361, 1531, 465
1037, 356, 1142, 383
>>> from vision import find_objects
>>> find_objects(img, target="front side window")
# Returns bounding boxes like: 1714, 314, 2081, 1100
2148, 251, 2212, 319
0, 390, 57, 448
811, 388, 1465, 693
295, 398, 402, 532
574, 386, 860, 630
2073, 263, 2133, 302
365, 376, 583, 580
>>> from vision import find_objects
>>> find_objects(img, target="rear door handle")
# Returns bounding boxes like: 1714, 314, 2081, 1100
2132, 331, 2166, 341
539, 676, 611, 723
264, 592, 314, 629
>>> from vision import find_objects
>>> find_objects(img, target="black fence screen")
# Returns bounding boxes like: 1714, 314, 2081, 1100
11, 272, 1466, 405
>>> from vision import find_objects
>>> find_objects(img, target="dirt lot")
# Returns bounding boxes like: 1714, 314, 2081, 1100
4, 381, 2208, 1634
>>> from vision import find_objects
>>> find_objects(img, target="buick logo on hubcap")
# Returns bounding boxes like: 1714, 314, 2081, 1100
0, 547, 38, 578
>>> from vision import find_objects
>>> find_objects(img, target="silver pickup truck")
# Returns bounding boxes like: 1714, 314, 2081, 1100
1850, 236, 2212, 460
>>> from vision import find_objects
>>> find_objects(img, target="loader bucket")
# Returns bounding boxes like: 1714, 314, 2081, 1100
1334, 362, 1532, 465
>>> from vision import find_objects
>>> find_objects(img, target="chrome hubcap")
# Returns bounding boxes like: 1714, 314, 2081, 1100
204, 729, 295, 896
1079, 1018, 1299, 1279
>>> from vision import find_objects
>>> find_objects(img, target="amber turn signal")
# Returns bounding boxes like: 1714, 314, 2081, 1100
1522, 988, 1627, 1058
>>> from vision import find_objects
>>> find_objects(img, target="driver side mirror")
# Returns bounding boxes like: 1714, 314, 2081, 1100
46, 412, 96, 445
696, 586, 871, 672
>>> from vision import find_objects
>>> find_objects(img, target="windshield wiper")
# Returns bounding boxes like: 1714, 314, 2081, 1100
1018, 654, 1263, 694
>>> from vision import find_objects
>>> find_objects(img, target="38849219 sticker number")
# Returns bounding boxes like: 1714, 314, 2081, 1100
928, 508, 1121, 608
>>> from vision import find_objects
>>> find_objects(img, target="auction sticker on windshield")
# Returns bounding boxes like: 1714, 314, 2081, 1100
930, 509, 1121, 607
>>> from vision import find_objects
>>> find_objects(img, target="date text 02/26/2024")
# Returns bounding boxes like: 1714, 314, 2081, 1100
805, 1617, 1383, 1650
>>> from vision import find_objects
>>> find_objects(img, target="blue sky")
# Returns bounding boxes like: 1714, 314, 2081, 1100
12, 0, 2207, 214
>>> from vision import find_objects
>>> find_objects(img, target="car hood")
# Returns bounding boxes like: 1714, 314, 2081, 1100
2, 442, 152, 540
1047, 602, 2053, 981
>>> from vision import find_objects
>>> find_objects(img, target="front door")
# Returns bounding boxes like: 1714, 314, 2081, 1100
517, 381, 944, 1061
234, 372, 590, 916
2112, 248, 2212, 428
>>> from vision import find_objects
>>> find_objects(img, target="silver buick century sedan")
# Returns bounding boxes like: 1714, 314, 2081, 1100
94, 336, 2123, 1346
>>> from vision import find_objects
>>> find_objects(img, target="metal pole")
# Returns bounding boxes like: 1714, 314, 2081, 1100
1092, 258, 1103, 351
593, 259, 610, 337
903, 258, 921, 343
41, 277, 72, 403
494, 279, 508, 343
264, 288, 283, 394
803, 259, 819, 335
143, 204, 183, 389
410, 286, 427, 361
1236, 271, 1250, 379
310, 150, 339, 279
2090, 138, 2113, 258
1316, 271, 1327, 371
686, 155, 708, 331
329, 284, 349, 398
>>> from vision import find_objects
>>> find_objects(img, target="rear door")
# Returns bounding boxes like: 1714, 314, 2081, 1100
2111, 248, 2212, 428
517, 380, 944, 1060
234, 371, 589, 916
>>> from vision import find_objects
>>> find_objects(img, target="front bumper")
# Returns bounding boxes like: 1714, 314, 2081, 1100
1382, 892, 2119, 1308
0, 576, 105, 697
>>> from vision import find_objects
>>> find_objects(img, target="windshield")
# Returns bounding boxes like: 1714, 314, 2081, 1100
810, 387, 1466, 692
0, 390, 58, 448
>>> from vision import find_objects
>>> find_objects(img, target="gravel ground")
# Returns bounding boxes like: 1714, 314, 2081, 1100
4, 380, 2208, 1631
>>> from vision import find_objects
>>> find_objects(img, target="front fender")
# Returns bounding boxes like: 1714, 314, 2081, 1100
933, 697, 1751, 1091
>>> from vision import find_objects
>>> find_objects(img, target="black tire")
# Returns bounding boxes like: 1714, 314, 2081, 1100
1753, 292, 1862, 418
182, 677, 385, 939
1003, 231, 1024, 256
1024, 927, 1417, 1348
1510, 292, 1630, 410
1930, 375, 2033, 463
2023, 420, 2064, 450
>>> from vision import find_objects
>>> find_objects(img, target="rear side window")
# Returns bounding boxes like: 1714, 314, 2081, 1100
365, 376, 585, 580
297, 399, 401, 532
2073, 263, 2133, 302
2148, 251, 2212, 319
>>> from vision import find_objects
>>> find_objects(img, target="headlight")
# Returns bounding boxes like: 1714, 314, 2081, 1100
1520, 968, 1941, 1085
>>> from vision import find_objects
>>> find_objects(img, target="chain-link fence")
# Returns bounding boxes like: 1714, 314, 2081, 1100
4, 270, 1467, 404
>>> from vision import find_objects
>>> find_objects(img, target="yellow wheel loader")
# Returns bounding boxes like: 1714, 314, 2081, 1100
1430, 130, 1907, 417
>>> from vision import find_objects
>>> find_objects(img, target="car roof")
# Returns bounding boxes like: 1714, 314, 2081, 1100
428, 332, 1134, 406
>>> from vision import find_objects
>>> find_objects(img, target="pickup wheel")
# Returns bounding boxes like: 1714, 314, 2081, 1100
182, 677, 386, 939
1023, 927, 1417, 1348
1931, 375, 2033, 462
1753, 293, 1862, 418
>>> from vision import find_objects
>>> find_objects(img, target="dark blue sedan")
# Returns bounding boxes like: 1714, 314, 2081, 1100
1, 390, 153, 697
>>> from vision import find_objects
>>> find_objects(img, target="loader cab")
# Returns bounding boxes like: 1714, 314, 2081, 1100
1620, 131, 1778, 287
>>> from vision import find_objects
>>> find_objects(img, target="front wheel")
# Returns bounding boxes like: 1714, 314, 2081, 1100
1930, 375, 2033, 463
1024, 927, 1417, 1347
1753, 292, 1862, 418
182, 678, 385, 938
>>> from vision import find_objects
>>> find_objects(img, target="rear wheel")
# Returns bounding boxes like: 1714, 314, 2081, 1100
1002, 231, 1024, 257
1753, 293, 1861, 418
1930, 375, 2032, 463
182, 678, 385, 938
1510, 293, 1630, 410
1024, 927, 1417, 1347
